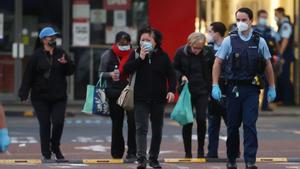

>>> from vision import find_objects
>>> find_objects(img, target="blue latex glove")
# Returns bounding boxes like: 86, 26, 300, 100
0, 128, 10, 152
267, 86, 276, 103
212, 84, 222, 101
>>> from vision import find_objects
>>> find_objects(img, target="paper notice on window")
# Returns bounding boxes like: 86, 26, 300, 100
113, 10, 126, 27
0, 13, 3, 39
90, 9, 107, 24
105, 26, 137, 44
73, 21, 90, 46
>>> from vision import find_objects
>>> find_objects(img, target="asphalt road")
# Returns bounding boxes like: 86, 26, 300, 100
0, 115, 300, 169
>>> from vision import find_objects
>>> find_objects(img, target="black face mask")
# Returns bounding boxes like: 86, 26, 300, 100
48, 39, 57, 47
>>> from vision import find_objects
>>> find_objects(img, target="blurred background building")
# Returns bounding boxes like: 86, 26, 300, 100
0, 0, 299, 106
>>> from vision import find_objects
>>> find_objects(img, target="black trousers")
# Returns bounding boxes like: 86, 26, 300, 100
182, 94, 208, 157
108, 98, 136, 158
31, 99, 66, 157
135, 101, 164, 162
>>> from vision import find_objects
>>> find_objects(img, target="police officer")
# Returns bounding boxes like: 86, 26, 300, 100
206, 22, 240, 159
253, 9, 278, 111
212, 8, 276, 169
275, 7, 295, 105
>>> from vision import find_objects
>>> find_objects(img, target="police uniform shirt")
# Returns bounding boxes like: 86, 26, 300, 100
216, 29, 272, 61
254, 25, 280, 42
279, 17, 292, 39
213, 42, 222, 52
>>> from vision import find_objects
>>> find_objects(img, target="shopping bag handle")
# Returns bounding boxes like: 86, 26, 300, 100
96, 73, 106, 88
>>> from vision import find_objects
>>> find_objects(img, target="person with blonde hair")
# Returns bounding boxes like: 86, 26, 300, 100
173, 32, 214, 158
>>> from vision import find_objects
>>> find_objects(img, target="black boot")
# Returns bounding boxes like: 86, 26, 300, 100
137, 158, 147, 169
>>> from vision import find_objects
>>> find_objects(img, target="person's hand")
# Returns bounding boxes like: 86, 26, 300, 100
181, 75, 189, 83
58, 54, 68, 64
166, 92, 175, 103
110, 72, 119, 81
212, 84, 222, 101
267, 86, 276, 103
139, 45, 149, 60
0, 128, 10, 152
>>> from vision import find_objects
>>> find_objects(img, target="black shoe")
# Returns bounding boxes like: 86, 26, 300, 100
227, 162, 237, 169
246, 163, 257, 169
149, 159, 162, 169
42, 155, 51, 161
206, 154, 218, 158
125, 153, 137, 162
197, 149, 204, 158
185, 153, 192, 158
52, 149, 64, 160
137, 160, 147, 169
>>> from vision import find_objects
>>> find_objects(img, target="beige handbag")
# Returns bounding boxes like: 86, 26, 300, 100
117, 51, 138, 112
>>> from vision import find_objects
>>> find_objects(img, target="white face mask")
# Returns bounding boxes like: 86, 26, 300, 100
275, 16, 279, 23
206, 33, 214, 43
237, 21, 249, 32
118, 45, 130, 51
258, 18, 267, 26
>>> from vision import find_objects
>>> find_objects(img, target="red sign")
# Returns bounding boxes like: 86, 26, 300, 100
103, 0, 131, 10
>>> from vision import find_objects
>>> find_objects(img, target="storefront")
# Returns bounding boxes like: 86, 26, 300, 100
0, 0, 299, 104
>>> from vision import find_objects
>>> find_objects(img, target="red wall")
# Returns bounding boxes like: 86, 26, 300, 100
148, 0, 196, 59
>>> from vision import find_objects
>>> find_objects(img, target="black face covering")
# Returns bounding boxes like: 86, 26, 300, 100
48, 39, 57, 47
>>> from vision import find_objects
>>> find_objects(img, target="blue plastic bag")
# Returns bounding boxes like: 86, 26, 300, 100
0, 128, 10, 152
170, 83, 193, 125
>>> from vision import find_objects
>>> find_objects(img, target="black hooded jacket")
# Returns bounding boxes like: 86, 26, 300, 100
173, 45, 215, 96
123, 47, 176, 103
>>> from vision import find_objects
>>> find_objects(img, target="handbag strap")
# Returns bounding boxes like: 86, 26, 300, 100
129, 50, 139, 90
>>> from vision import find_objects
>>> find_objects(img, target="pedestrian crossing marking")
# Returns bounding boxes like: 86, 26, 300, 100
0, 159, 42, 164
257, 157, 288, 162
164, 158, 206, 163
82, 159, 123, 164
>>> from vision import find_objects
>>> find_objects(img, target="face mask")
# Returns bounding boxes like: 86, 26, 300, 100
118, 45, 130, 51
258, 18, 267, 26
275, 16, 279, 23
48, 39, 57, 47
140, 41, 153, 52
206, 33, 214, 43
236, 21, 249, 32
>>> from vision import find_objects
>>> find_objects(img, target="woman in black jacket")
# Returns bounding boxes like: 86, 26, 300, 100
18, 27, 75, 160
98, 31, 136, 160
124, 26, 176, 169
173, 32, 214, 158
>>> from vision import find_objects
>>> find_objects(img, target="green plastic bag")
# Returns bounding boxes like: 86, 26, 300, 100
171, 83, 193, 125
82, 85, 95, 114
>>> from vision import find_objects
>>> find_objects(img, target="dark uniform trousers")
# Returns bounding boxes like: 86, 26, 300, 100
226, 84, 259, 164
31, 99, 66, 157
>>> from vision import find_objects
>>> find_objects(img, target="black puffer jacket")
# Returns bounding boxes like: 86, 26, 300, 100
18, 47, 75, 101
173, 45, 215, 96
123, 47, 176, 103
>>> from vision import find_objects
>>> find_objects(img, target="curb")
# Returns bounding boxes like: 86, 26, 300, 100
0, 157, 299, 164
